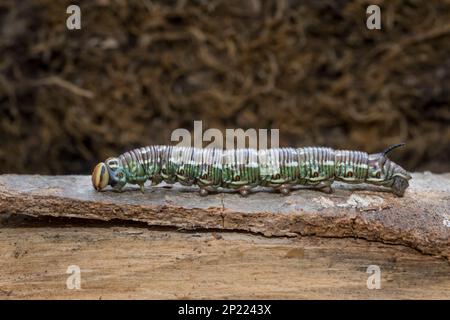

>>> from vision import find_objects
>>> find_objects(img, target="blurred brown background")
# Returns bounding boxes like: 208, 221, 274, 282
0, 0, 449, 174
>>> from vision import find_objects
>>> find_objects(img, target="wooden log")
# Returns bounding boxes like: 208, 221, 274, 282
0, 173, 449, 261
0, 214, 449, 299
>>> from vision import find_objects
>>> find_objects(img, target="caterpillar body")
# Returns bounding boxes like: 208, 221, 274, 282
92, 144, 411, 197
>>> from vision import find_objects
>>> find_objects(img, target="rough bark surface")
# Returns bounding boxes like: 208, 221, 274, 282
0, 173, 449, 260
0, 214, 449, 299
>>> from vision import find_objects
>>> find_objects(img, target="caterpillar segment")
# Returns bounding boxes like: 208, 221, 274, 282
92, 143, 411, 197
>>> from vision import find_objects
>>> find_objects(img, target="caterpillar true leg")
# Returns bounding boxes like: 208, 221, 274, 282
113, 185, 124, 193
152, 176, 163, 185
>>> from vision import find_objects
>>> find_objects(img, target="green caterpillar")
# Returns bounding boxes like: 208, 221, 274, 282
92, 144, 411, 197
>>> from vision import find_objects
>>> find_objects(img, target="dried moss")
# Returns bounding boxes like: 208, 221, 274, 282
0, 0, 449, 174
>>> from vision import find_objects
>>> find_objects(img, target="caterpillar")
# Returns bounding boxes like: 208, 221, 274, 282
92, 144, 411, 197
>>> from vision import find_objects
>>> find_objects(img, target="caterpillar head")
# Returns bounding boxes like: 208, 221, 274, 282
366, 143, 412, 196
91, 157, 127, 191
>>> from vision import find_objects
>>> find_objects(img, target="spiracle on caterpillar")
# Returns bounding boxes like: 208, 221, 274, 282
91, 143, 411, 197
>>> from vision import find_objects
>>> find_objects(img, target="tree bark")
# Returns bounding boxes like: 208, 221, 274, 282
0, 173, 449, 260
1, 214, 449, 299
